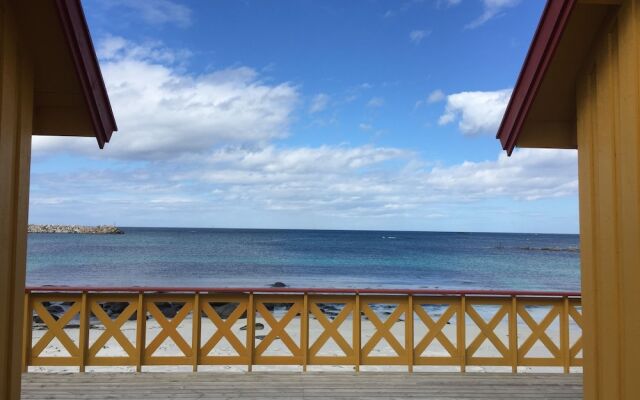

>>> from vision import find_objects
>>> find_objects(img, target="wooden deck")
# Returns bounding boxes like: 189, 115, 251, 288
22, 372, 583, 399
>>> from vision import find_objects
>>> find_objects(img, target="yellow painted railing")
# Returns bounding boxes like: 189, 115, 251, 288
23, 287, 582, 373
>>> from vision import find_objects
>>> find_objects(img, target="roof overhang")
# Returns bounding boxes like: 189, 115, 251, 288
497, 0, 620, 155
13, 0, 116, 148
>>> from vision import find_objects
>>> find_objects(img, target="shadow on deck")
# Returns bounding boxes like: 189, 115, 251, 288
22, 372, 583, 399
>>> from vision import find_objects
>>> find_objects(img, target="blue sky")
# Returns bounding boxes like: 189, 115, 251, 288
30, 0, 579, 233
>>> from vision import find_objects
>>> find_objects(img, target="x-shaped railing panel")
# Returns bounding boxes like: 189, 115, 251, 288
254, 295, 303, 365
413, 297, 461, 365
465, 298, 511, 366
87, 295, 138, 366
308, 296, 356, 365
568, 300, 583, 365
200, 295, 249, 364
360, 296, 408, 365
22, 290, 583, 372
143, 295, 193, 365
30, 294, 82, 366
517, 299, 562, 366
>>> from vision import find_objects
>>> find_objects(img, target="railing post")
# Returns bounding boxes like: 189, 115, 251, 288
354, 293, 361, 373
406, 294, 414, 372
246, 292, 254, 372
302, 292, 309, 372
78, 291, 89, 373
561, 296, 570, 373
510, 295, 518, 373
192, 292, 201, 372
458, 295, 466, 372
22, 291, 31, 373
136, 292, 146, 372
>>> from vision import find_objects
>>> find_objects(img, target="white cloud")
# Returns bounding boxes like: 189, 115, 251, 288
409, 30, 429, 44
427, 89, 445, 104
29, 37, 577, 232
30, 143, 577, 228
97, 35, 192, 65
367, 97, 385, 108
104, 0, 192, 27
438, 89, 512, 135
309, 93, 330, 113
424, 149, 577, 201
359, 123, 372, 131
466, 0, 520, 29
33, 37, 298, 160
437, 0, 462, 7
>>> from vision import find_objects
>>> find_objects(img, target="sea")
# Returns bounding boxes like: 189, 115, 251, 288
26, 228, 580, 291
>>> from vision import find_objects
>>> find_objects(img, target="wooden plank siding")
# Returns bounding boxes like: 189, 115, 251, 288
20, 372, 584, 400
576, 1, 640, 399
0, 1, 34, 400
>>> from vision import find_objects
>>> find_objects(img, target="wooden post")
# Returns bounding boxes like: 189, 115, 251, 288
192, 292, 201, 372
135, 293, 145, 372
510, 296, 518, 374
246, 292, 254, 372
561, 296, 570, 374
458, 295, 466, 373
406, 295, 414, 372
354, 293, 361, 373
78, 292, 89, 372
0, 2, 34, 397
301, 293, 308, 372
575, 4, 640, 397
21, 292, 31, 373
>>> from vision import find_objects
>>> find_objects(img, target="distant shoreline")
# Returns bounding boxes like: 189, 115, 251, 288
28, 224, 124, 234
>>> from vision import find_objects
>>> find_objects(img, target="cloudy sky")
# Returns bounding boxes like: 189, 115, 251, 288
30, 0, 579, 233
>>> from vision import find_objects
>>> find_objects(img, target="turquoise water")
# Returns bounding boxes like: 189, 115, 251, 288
26, 228, 580, 290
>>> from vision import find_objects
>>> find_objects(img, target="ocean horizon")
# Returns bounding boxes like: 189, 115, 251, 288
26, 227, 580, 291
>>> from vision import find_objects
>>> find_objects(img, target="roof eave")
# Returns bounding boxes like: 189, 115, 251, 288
54, 0, 117, 149
496, 0, 576, 156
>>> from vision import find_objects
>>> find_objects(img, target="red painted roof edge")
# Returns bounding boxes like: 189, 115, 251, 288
24, 286, 582, 297
55, 0, 117, 149
496, 0, 576, 156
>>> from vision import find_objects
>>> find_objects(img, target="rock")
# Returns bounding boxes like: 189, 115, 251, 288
28, 224, 124, 234
323, 312, 339, 320
263, 303, 292, 311
103, 302, 129, 315
270, 282, 287, 288
240, 323, 265, 331
211, 303, 238, 319
318, 303, 340, 313
155, 302, 183, 318
46, 305, 65, 315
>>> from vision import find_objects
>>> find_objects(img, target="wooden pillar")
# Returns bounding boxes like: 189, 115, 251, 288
576, 1, 640, 398
0, 1, 34, 399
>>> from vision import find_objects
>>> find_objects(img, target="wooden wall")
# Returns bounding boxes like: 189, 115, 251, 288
0, 1, 33, 399
576, 1, 640, 399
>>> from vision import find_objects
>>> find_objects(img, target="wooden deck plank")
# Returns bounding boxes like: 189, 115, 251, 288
22, 373, 583, 400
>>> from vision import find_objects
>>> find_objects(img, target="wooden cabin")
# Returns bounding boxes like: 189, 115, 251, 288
498, 0, 639, 399
0, 1, 116, 399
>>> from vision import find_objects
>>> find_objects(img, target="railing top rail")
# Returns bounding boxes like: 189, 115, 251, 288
24, 286, 581, 297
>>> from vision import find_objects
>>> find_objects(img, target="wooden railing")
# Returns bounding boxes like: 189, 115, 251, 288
23, 287, 583, 373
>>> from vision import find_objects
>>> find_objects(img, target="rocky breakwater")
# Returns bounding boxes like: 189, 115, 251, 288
28, 224, 124, 234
